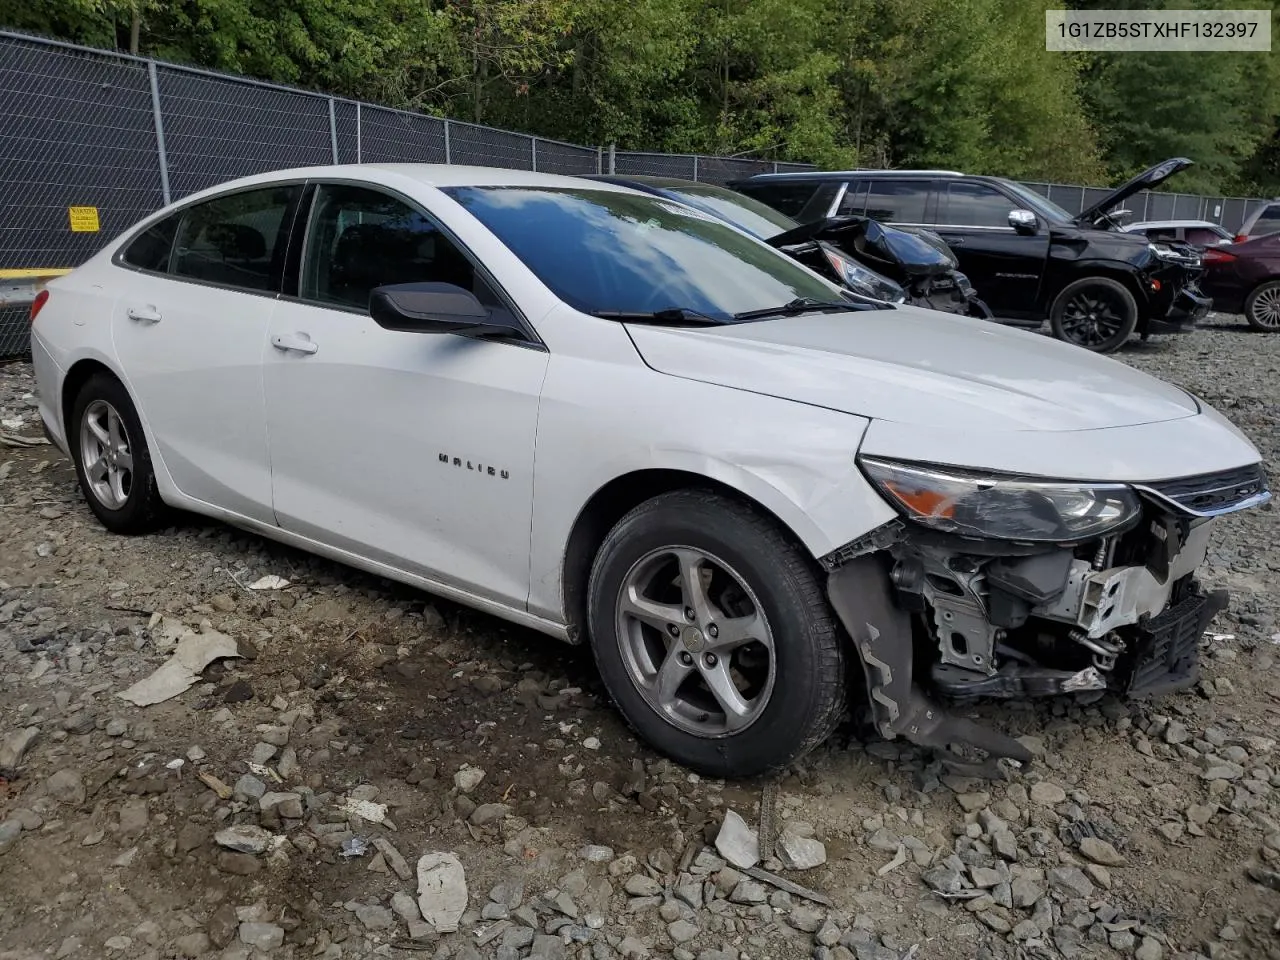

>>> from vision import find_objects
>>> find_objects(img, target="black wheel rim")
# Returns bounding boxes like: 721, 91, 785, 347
1059, 288, 1128, 347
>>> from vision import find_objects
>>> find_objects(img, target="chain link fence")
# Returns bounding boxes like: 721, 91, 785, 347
1, 29, 1274, 358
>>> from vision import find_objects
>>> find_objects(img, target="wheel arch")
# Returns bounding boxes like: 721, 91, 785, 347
559, 469, 817, 644
60, 358, 123, 441
1047, 264, 1149, 318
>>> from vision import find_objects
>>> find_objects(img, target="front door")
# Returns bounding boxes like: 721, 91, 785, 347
111, 183, 304, 522
262, 182, 549, 607
931, 181, 1048, 319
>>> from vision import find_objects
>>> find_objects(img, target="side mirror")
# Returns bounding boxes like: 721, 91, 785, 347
1008, 209, 1038, 235
369, 282, 523, 339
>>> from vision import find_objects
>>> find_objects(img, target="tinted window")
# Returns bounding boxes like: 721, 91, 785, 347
836, 180, 868, 217
1250, 205, 1280, 235
660, 184, 798, 239
798, 181, 842, 221
942, 182, 1016, 228
122, 215, 180, 272
171, 186, 299, 291
732, 181, 819, 218
301, 184, 508, 317
444, 186, 847, 321
864, 181, 928, 223
1185, 227, 1228, 246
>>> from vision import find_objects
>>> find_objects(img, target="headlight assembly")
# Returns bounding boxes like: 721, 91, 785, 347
860, 457, 1141, 542
822, 247, 907, 304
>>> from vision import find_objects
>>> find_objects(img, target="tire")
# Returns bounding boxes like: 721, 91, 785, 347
586, 489, 846, 778
69, 373, 168, 534
1244, 280, 1280, 331
1049, 276, 1139, 353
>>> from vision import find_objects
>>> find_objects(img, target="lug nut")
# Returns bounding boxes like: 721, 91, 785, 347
703, 653, 717, 667
684, 607, 695, 622
707, 624, 718, 638
679, 652, 693, 665
667, 624, 679, 637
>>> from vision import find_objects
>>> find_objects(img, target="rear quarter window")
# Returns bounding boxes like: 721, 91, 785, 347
732, 181, 820, 218
121, 215, 180, 272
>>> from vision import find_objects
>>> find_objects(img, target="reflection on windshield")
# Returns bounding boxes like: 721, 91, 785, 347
999, 180, 1074, 224
443, 186, 847, 321
662, 187, 798, 240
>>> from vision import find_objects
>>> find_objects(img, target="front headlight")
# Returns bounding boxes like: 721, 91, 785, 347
1149, 242, 1201, 267
823, 247, 907, 304
860, 457, 1142, 542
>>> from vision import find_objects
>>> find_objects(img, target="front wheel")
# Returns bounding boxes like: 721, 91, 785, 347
1049, 276, 1138, 353
586, 489, 847, 778
1244, 280, 1280, 331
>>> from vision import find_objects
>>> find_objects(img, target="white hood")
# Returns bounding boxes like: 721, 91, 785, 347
626, 306, 1198, 432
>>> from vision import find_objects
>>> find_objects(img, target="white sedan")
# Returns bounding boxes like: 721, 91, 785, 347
30, 165, 1269, 778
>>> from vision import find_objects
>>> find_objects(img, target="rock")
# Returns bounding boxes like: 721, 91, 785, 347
238, 922, 284, 950
956, 792, 990, 812
215, 824, 272, 854
777, 831, 827, 870
625, 875, 663, 897
970, 866, 1002, 888
714, 810, 759, 869
1202, 760, 1244, 781
454, 766, 486, 793
787, 905, 825, 933
490, 879, 525, 909
207, 905, 239, 948
45, 769, 85, 805
668, 920, 699, 943
1048, 866, 1094, 899
1011, 878, 1043, 908
0, 819, 22, 854
250, 742, 276, 763
815, 919, 842, 947
118, 798, 149, 836
234, 775, 266, 800
923, 864, 966, 895
1029, 781, 1067, 805
353, 902, 395, 930
417, 852, 467, 933
1164, 721, 1190, 745
1135, 936, 1165, 960
105, 717, 128, 737
374, 837, 413, 881
0, 725, 39, 772
728, 880, 768, 905
1156, 822, 1185, 843
259, 792, 304, 819
470, 802, 510, 826
1186, 804, 1216, 826
1012, 919, 1040, 941
1079, 837, 1126, 867
217, 852, 262, 875
580, 845, 615, 862
174, 932, 212, 958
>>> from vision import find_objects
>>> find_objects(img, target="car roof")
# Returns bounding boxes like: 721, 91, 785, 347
733, 169, 966, 184
169, 163, 639, 207
581, 174, 704, 190
1122, 220, 1227, 231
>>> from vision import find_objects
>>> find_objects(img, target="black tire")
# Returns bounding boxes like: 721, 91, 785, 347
1244, 280, 1280, 331
69, 373, 168, 534
1049, 276, 1138, 353
586, 489, 846, 778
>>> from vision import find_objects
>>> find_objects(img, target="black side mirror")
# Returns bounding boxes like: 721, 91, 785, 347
369, 282, 524, 339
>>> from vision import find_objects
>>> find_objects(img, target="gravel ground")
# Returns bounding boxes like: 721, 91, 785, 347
1, 314, 1278, 960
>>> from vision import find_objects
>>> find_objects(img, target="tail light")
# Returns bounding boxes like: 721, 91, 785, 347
1202, 247, 1237, 265
1234, 234, 1249, 244
29, 288, 50, 323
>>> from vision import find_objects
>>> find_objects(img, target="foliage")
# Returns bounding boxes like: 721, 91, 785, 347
3, 0, 1278, 193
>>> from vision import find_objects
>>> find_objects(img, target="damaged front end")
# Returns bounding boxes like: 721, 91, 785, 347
823, 459, 1270, 778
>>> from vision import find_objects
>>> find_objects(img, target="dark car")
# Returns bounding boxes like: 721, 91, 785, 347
581, 174, 991, 317
730, 159, 1212, 353
1199, 234, 1280, 331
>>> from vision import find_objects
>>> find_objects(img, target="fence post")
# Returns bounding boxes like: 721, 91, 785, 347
327, 97, 339, 163
1142, 191, 1150, 220
596, 145, 603, 175
146, 61, 172, 204
608, 143, 616, 174
1079, 185, 1087, 215
444, 119, 452, 164
356, 102, 362, 163
773, 161, 779, 173
692, 156, 699, 182
531, 137, 538, 172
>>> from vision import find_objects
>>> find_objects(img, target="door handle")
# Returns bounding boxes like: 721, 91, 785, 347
940, 236, 965, 246
126, 305, 162, 323
271, 333, 319, 355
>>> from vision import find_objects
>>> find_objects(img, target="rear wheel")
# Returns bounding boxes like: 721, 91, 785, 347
69, 374, 168, 534
1049, 276, 1138, 353
586, 489, 846, 778
1244, 280, 1280, 331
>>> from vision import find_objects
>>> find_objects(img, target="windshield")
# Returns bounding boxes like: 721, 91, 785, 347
656, 184, 799, 240
443, 185, 849, 321
997, 180, 1075, 225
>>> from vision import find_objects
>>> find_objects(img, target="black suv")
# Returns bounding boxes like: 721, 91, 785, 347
730, 159, 1211, 352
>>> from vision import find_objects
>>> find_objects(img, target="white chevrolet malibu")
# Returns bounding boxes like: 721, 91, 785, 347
30, 165, 1269, 778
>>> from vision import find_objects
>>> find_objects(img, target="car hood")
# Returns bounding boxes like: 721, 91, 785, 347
1076, 157, 1193, 226
626, 306, 1199, 432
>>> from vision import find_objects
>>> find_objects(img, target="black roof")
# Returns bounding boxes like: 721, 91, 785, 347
729, 168, 972, 186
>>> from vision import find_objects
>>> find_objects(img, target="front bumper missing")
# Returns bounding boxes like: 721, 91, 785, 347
827, 556, 1034, 779
1123, 583, 1227, 698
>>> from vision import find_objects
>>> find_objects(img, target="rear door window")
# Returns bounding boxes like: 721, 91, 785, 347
732, 181, 819, 218
864, 181, 928, 223
835, 180, 868, 216
170, 185, 302, 292
1185, 227, 1228, 245
940, 182, 1016, 228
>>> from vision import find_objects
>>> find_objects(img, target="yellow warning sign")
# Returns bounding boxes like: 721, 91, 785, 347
68, 206, 100, 232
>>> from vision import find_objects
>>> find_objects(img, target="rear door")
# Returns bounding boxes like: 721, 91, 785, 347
111, 182, 304, 522
932, 180, 1047, 318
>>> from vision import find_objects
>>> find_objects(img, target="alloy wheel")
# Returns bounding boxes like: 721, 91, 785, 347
1250, 286, 1280, 329
615, 546, 776, 738
79, 399, 134, 510
1059, 289, 1126, 347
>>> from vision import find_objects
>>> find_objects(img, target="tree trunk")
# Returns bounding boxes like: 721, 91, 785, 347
129, 6, 142, 55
